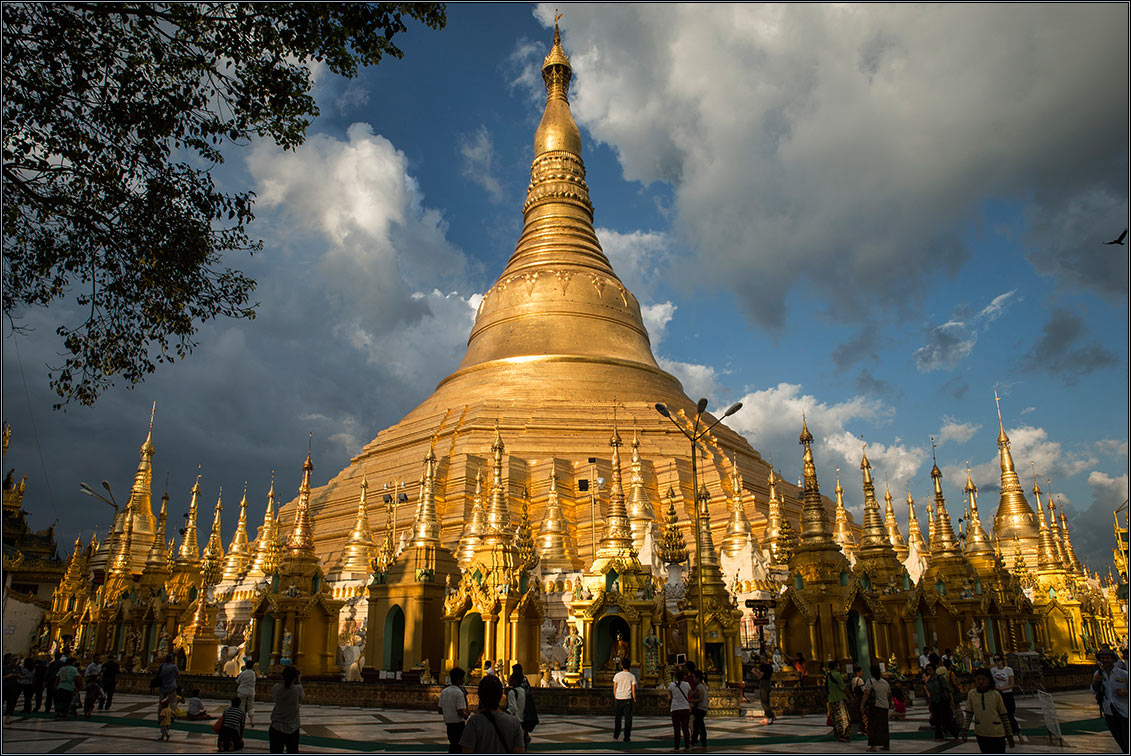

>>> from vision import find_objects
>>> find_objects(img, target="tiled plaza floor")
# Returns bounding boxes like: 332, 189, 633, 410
0, 690, 1120, 754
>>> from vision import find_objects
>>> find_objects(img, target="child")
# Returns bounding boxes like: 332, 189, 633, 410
157, 698, 174, 742
173, 687, 187, 718
216, 695, 246, 752
185, 689, 210, 720
890, 685, 907, 720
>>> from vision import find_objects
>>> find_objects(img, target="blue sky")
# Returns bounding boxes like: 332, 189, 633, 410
3, 4, 1127, 572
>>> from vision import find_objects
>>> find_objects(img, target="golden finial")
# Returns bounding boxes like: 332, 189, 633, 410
200, 486, 225, 585
994, 389, 1008, 446
176, 466, 203, 566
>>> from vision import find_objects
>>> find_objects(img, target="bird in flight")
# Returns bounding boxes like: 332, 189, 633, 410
1103, 228, 1127, 246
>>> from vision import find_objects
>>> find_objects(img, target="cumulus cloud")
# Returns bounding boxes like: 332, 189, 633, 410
657, 358, 724, 404
1071, 470, 1131, 568
938, 417, 980, 446
913, 290, 1019, 372
459, 126, 506, 204
1019, 307, 1119, 384
534, 4, 1127, 329
1095, 439, 1129, 459
641, 301, 676, 345
597, 227, 672, 301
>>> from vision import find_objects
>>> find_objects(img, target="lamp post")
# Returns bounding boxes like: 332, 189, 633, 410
654, 398, 743, 670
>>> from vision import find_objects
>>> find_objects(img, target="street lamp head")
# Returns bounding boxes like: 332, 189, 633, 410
654, 403, 671, 418
723, 402, 743, 418
101, 480, 112, 492
696, 398, 709, 414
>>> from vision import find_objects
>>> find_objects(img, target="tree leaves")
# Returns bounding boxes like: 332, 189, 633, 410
2, 2, 446, 407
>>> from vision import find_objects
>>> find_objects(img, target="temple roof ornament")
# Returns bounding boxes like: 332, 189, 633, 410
145, 486, 172, 576
859, 445, 889, 549
1032, 478, 1063, 572
457, 471, 487, 570
515, 487, 538, 571
246, 475, 277, 578
200, 488, 225, 585
659, 485, 688, 565
537, 471, 582, 571
221, 484, 251, 582
596, 425, 636, 558
992, 392, 1040, 567
335, 477, 378, 576
286, 439, 316, 554
411, 438, 441, 546
832, 468, 858, 560
1044, 481, 1067, 564
483, 425, 512, 542
177, 469, 202, 566
884, 482, 908, 559
926, 487, 938, 553
963, 466, 994, 557
796, 417, 835, 550
929, 441, 960, 553
1059, 508, 1085, 575
721, 451, 756, 560
765, 466, 785, 561
905, 490, 929, 557
627, 428, 656, 555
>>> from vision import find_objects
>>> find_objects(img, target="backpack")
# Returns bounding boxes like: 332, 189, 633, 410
520, 681, 539, 732
927, 674, 949, 704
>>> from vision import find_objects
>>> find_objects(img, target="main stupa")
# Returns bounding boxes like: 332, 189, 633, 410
281, 22, 812, 579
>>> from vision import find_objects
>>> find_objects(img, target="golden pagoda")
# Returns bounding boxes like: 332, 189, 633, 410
537, 471, 583, 572
246, 478, 279, 579
884, 483, 908, 560
220, 485, 252, 582
832, 469, 858, 562
962, 466, 996, 575
853, 446, 905, 588
904, 491, 929, 566
992, 393, 1040, 570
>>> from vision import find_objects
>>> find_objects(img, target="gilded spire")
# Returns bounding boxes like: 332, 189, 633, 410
64, 533, 86, 583
659, 485, 688, 564
859, 445, 889, 548
411, 439, 441, 546
722, 452, 756, 559
537, 470, 582, 571
930, 443, 959, 552
926, 487, 938, 552
884, 482, 908, 559
337, 477, 378, 575
483, 424, 512, 542
1059, 508, 1085, 575
376, 487, 396, 572
597, 425, 635, 556
515, 486, 538, 570
176, 470, 202, 566
200, 488, 225, 585
627, 428, 656, 553
221, 484, 251, 582
765, 466, 783, 558
832, 468, 858, 559
797, 417, 835, 548
992, 392, 1040, 567
145, 485, 171, 574
286, 443, 316, 553
247, 475, 277, 578
127, 401, 157, 531
963, 466, 994, 556
457, 470, 487, 569
906, 490, 929, 556
1045, 482, 1066, 563
1032, 479, 1062, 572
109, 495, 134, 578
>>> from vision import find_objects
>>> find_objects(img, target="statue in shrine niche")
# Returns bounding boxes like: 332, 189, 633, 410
606, 631, 630, 670
643, 627, 661, 675
564, 624, 583, 673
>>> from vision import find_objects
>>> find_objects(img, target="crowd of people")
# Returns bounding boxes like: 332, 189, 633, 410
3, 651, 120, 723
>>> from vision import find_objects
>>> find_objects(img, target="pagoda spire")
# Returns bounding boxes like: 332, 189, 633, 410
722, 451, 756, 559
411, 438, 441, 546
126, 401, 158, 531
859, 445, 889, 548
765, 465, 784, 559
457, 471, 487, 569
1032, 478, 1062, 571
336, 477, 378, 575
176, 469, 202, 566
109, 496, 135, 578
905, 490, 929, 556
538, 470, 582, 571
627, 427, 656, 553
884, 482, 908, 559
515, 486, 538, 570
286, 438, 316, 554
1059, 508, 1085, 575
221, 484, 251, 582
1044, 482, 1067, 563
832, 468, 858, 559
963, 465, 994, 556
247, 475, 277, 578
145, 485, 172, 575
929, 442, 959, 552
200, 488, 225, 584
926, 487, 938, 552
992, 391, 1040, 567
64, 533, 86, 583
659, 484, 689, 565
795, 417, 836, 550
597, 424, 635, 556
483, 424, 512, 542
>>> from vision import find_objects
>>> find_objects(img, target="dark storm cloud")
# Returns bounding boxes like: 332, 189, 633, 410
1020, 308, 1118, 384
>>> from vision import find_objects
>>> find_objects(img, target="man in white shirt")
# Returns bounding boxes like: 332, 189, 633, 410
439, 667, 470, 754
1095, 648, 1129, 752
612, 658, 636, 743
83, 655, 102, 682
918, 647, 930, 672
235, 659, 257, 726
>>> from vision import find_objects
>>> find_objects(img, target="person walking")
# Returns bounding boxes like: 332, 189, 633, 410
156, 654, 179, 717
99, 654, 119, 711
612, 657, 636, 743
18, 657, 37, 715
157, 697, 174, 742
53, 658, 80, 719
861, 664, 890, 752
1093, 647, 1129, 752
965, 667, 1015, 753
31, 656, 47, 712
925, 663, 961, 740
459, 674, 525, 753
43, 652, 65, 714
269, 665, 304, 753
754, 653, 775, 724
918, 647, 931, 672
82, 668, 103, 718
505, 663, 538, 743
825, 660, 850, 742
690, 669, 709, 748
851, 667, 867, 734
668, 668, 693, 751
439, 666, 469, 753
217, 695, 248, 751
990, 654, 1022, 742
236, 659, 257, 726
3, 654, 21, 723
